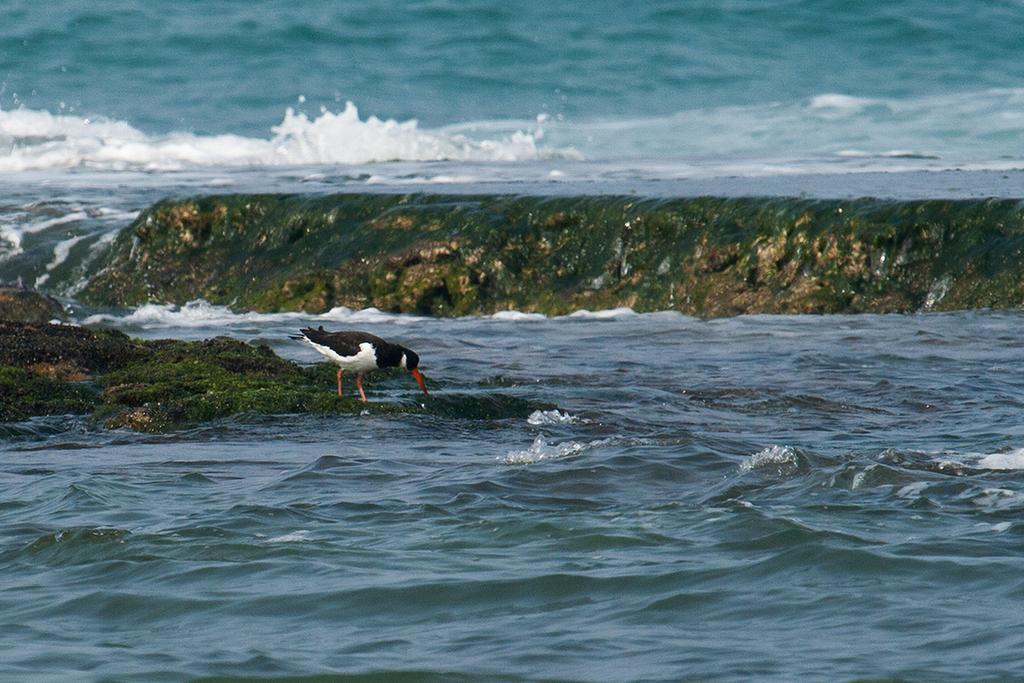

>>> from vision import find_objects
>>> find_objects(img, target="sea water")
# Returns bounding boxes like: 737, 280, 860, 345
2, 1, 1023, 174
5, 307, 1024, 680
3, 2, 1024, 680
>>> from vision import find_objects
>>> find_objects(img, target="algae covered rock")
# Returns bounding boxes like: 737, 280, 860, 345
0, 321, 549, 431
0, 321, 380, 430
0, 320, 138, 378
0, 365, 97, 422
0, 287, 66, 323
94, 336, 359, 429
0, 321, 130, 421
77, 193, 1024, 317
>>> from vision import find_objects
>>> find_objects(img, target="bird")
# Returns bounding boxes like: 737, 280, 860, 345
292, 326, 428, 402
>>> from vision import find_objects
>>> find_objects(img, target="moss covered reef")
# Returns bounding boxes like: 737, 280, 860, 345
0, 321, 544, 431
77, 193, 1024, 316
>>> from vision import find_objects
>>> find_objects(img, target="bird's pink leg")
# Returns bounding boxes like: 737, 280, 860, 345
356, 372, 367, 402
337, 368, 344, 397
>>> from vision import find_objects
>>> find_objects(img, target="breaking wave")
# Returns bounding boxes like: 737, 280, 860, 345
3, 88, 1024, 174
78, 300, 663, 330
0, 102, 579, 172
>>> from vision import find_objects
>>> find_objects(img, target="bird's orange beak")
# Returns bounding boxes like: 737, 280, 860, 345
410, 368, 428, 396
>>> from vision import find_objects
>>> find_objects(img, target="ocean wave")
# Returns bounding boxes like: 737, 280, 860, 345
808, 94, 882, 112
3, 88, 1023, 174
739, 445, 810, 477
0, 102, 579, 172
526, 409, 581, 426
566, 307, 640, 319
974, 447, 1024, 471
489, 311, 547, 322
78, 300, 682, 329
264, 530, 314, 543
80, 301, 428, 328
500, 435, 601, 465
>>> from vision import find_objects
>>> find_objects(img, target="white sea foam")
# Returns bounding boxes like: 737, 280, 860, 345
33, 233, 91, 287
932, 446, 1024, 474
975, 448, 1024, 471
489, 311, 547, 321
500, 435, 597, 465
740, 445, 801, 473
4, 89, 1023, 176
77, 299, 691, 329
366, 173, 485, 185
526, 409, 581, 426
0, 102, 578, 172
808, 93, 881, 112
0, 210, 89, 256
80, 300, 428, 328
565, 307, 638, 319
0, 204, 137, 260
491, 308, 676, 322
266, 530, 313, 543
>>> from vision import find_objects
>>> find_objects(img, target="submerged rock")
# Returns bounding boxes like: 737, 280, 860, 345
0, 321, 549, 431
0, 287, 66, 323
77, 193, 1024, 316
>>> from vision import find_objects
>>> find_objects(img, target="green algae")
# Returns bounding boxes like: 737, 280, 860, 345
96, 339, 403, 429
93, 335, 433, 430
0, 322, 551, 431
78, 193, 1024, 317
0, 365, 96, 421
0, 320, 139, 374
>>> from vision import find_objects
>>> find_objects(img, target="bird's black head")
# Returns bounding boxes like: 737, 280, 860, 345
404, 348, 428, 396
402, 348, 420, 370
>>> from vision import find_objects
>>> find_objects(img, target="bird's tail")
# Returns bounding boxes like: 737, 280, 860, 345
290, 326, 327, 341
291, 326, 327, 342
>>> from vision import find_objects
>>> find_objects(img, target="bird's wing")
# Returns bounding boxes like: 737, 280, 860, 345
300, 328, 384, 356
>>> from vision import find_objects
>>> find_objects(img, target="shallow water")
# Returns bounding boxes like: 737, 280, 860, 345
5, 307, 1024, 680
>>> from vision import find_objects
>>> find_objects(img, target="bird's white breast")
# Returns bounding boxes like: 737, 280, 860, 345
306, 340, 379, 372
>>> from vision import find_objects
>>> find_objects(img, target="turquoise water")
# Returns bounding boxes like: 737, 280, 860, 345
2, 1, 1023, 171
3, 3, 1024, 680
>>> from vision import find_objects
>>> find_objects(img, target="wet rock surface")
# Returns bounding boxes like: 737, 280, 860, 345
0, 287, 67, 323
77, 193, 1024, 316
0, 321, 547, 430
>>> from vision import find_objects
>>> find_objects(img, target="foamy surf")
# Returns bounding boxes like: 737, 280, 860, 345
526, 409, 582, 426
77, 300, 684, 330
974, 448, 1024, 471
79, 300, 428, 329
3, 89, 1023, 175
0, 102, 579, 172
740, 445, 809, 476
500, 435, 595, 465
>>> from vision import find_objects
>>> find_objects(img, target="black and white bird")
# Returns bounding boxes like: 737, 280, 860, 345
293, 326, 429, 401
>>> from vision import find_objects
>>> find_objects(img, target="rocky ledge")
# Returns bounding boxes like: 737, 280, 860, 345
0, 321, 543, 431
76, 193, 1024, 316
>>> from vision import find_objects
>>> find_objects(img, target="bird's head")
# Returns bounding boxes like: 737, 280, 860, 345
400, 349, 428, 396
